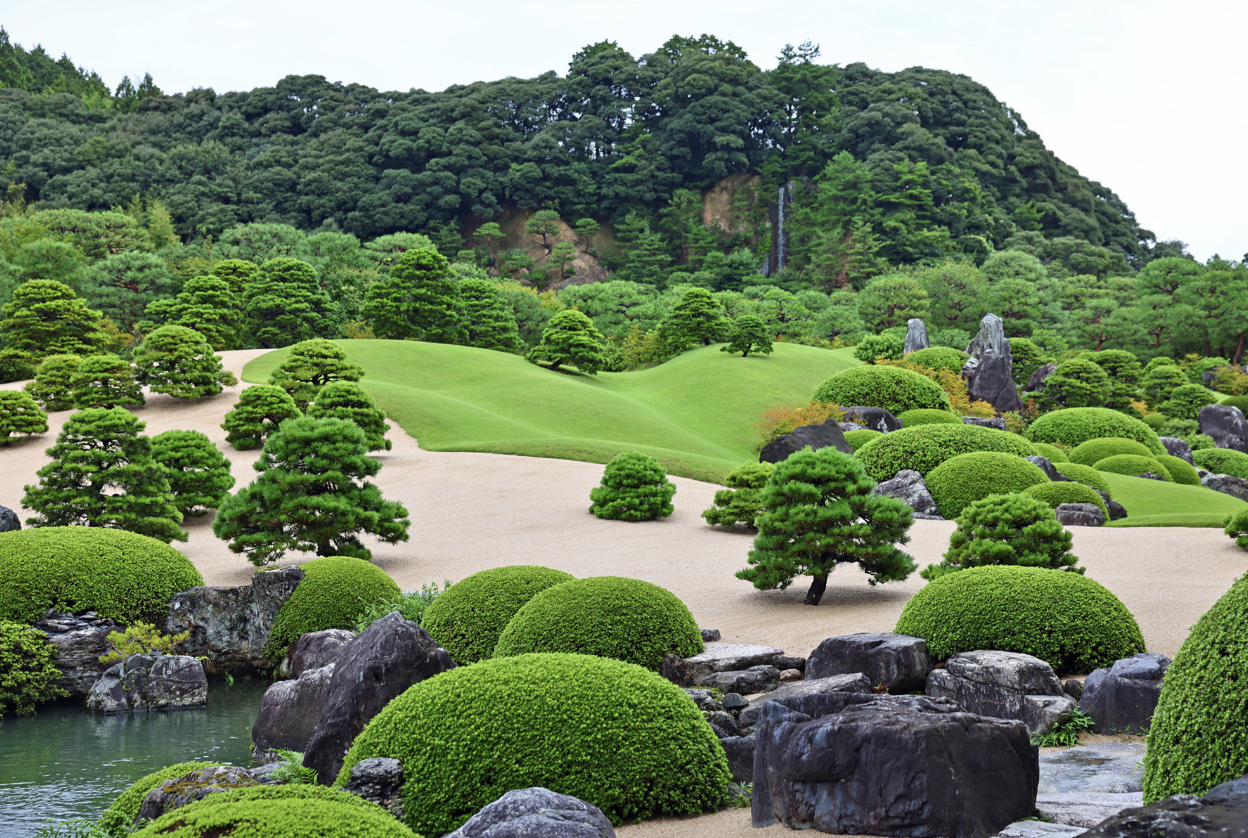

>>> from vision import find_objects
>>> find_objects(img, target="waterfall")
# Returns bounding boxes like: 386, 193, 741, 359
776, 185, 786, 272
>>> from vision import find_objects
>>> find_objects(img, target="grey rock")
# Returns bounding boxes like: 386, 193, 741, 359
1106, 499, 1129, 521
772, 654, 806, 672
1056, 502, 1106, 527
706, 710, 740, 737
0, 504, 19, 532
778, 668, 802, 682
342, 757, 405, 821
926, 650, 1074, 736
1199, 404, 1248, 452
1079, 653, 1170, 734
1201, 470, 1248, 501
136, 765, 257, 824
995, 822, 1085, 838
33, 610, 117, 697
838, 421, 867, 433
871, 469, 944, 519
251, 663, 337, 763
1159, 436, 1195, 465
245, 762, 285, 785
1027, 455, 1070, 483
699, 628, 721, 642
1038, 742, 1146, 795
279, 628, 354, 679
697, 665, 780, 694
1036, 792, 1144, 828
967, 351, 1025, 414
682, 689, 724, 712
752, 692, 1038, 837
86, 653, 207, 713
303, 611, 456, 784
1027, 362, 1058, 393
966, 313, 1011, 361
720, 735, 756, 784
1134, 472, 1167, 481
1063, 679, 1084, 699
660, 643, 785, 687
1075, 773, 1248, 837
840, 406, 903, 433
738, 673, 872, 727
807, 632, 933, 693
759, 420, 853, 464
445, 787, 616, 838
904, 318, 930, 353
165, 565, 304, 677
964, 416, 1008, 430
721, 692, 748, 710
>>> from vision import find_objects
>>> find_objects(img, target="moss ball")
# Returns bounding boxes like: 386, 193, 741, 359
1069, 437, 1156, 466
1192, 447, 1248, 479
843, 428, 882, 451
1022, 482, 1108, 518
0, 528, 203, 625
1052, 462, 1113, 496
421, 565, 575, 664
334, 653, 731, 836
897, 408, 963, 427
1093, 454, 1173, 481
894, 565, 1145, 673
813, 365, 952, 415
905, 347, 969, 374
1030, 442, 1069, 463
98, 762, 217, 834
265, 557, 400, 661
1026, 407, 1164, 454
925, 452, 1050, 519
853, 423, 1036, 481
494, 576, 703, 670
1154, 454, 1200, 486
1142, 413, 1167, 430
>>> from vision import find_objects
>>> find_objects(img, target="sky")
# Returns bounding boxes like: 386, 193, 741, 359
5, 0, 1245, 261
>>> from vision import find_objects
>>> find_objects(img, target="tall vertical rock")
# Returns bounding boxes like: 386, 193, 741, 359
963, 314, 1023, 414
904, 319, 930, 354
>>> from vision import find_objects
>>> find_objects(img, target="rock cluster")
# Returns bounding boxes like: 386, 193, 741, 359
1079, 653, 1170, 735
759, 420, 852, 464
871, 470, 943, 519
86, 653, 207, 713
926, 650, 1076, 737
33, 610, 117, 697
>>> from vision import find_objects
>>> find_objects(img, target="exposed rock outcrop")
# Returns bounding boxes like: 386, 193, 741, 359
904, 319, 930, 353
870, 470, 943, 519
86, 653, 207, 713
806, 632, 933, 693
926, 650, 1076, 736
445, 787, 617, 838
1078, 653, 1170, 735
252, 663, 338, 763
759, 421, 852, 464
33, 610, 117, 698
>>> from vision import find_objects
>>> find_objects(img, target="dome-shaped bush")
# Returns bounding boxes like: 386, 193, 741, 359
494, 576, 703, 670
922, 493, 1079, 581
1220, 395, 1248, 414
1192, 447, 1248, 479
421, 565, 575, 664
895, 565, 1145, 673
853, 423, 1036, 481
904, 347, 969, 374
1052, 462, 1113, 496
265, 557, 400, 660
1143, 573, 1248, 800
1030, 442, 1069, 463
335, 653, 730, 836
588, 451, 676, 521
0, 528, 203, 624
1141, 413, 1167, 430
1069, 437, 1156, 466
98, 762, 216, 834
897, 408, 963, 427
1023, 482, 1108, 518
1093, 454, 1173, 481
925, 453, 1049, 519
813, 365, 952, 415
843, 428, 882, 451
1154, 454, 1200, 486
1026, 407, 1164, 453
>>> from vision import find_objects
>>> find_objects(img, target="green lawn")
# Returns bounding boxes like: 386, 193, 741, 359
242, 340, 860, 483
1101, 471, 1247, 527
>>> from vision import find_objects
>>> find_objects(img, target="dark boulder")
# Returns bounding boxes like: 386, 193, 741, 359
0, 504, 19, 532
806, 632, 933, 693
772, 654, 806, 673
760, 421, 853, 464
1159, 436, 1195, 465
698, 665, 781, 694
1056, 502, 1106, 527
926, 650, 1075, 737
966, 352, 1024, 414
343, 757, 406, 820
1200, 470, 1248, 501
1078, 653, 1170, 735
904, 318, 930, 353
136, 765, 257, 823
252, 663, 338, 763
840, 406, 903, 434
445, 787, 617, 838
871, 470, 943, 519
737, 673, 872, 727
1199, 404, 1248, 453
1106, 499, 1129, 521
86, 653, 207, 713
1027, 363, 1058, 393
963, 416, 1007, 430
720, 735, 756, 784
661, 643, 784, 687
33, 610, 117, 698
699, 628, 721, 642
1076, 773, 1248, 837
1027, 455, 1070, 483
280, 628, 354, 679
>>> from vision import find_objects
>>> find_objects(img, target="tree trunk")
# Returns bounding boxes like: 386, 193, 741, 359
804, 574, 828, 606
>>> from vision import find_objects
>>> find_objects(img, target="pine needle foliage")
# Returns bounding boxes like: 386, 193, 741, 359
151, 430, 235, 515
267, 339, 364, 410
589, 452, 676, 521
70, 354, 144, 409
306, 380, 391, 451
221, 385, 302, 450
133, 325, 237, 400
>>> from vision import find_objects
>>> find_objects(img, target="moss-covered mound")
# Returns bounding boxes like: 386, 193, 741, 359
853, 423, 1036, 481
1192, 447, 1248, 479
334, 653, 731, 836
265, 557, 400, 661
1022, 482, 1108, 518
98, 761, 217, 834
926, 453, 1049, 519
813, 365, 952, 415
1030, 442, 1069, 463
494, 576, 703, 670
1069, 437, 1156, 466
894, 565, 1145, 673
1052, 462, 1113, 496
1143, 572, 1248, 800
421, 565, 575, 664
1154, 454, 1200, 486
897, 408, 963, 427
1026, 407, 1164, 453
1093, 454, 1173, 481
843, 428, 882, 451
904, 347, 969, 374
0, 528, 203, 625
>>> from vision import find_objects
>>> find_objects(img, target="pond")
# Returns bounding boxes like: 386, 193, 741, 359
0, 678, 270, 837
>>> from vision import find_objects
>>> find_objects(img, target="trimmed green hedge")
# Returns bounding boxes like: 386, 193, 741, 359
421, 565, 574, 664
843, 428, 882, 451
813, 365, 952, 415
265, 557, 400, 661
1093, 454, 1173, 481
0, 619, 66, 716
1052, 462, 1113, 496
1192, 447, 1248, 479
853, 423, 1036, 481
1026, 407, 1164, 454
1030, 442, 1069, 463
897, 408, 963, 427
494, 576, 703, 670
0, 528, 203, 625
1023, 482, 1108, 518
1154, 454, 1200, 486
894, 565, 1146, 673
1143, 572, 1248, 800
99, 761, 216, 834
334, 653, 731, 836
905, 347, 969, 374
926, 453, 1049, 519
1069, 437, 1156, 466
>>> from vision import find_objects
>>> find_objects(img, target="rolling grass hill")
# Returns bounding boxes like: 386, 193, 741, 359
1101, 471, 1246, 528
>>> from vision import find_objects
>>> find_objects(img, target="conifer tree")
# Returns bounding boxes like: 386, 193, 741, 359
244, 258, 337, 348
363, 247, 463, 343
71, 354, 144, 409
84, 251, 175, 334
526, 309, 607, 374
722, 314, 773, 357
140, 275, 242, 350
133, 325, 237, 400
267, 338, 364, 410
24, 355, 82, 411
307, 380, 391, 451
151, 430, 235, 515
209, 259, 260, 297
458, 278, 523, 353
221, 385, 302, 450
0, 390, 48, 444
664, 287, 727, 351
0, 280, 106, 370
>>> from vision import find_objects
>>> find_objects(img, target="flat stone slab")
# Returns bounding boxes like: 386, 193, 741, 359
1034, 742, 1147, 827
1035, 792, 1144, 828
661, 643, 783, 687
995, 821, 1086, 838
738, 673, 872, 727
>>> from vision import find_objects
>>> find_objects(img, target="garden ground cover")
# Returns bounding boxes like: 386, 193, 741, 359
1102, 471, 1247, 527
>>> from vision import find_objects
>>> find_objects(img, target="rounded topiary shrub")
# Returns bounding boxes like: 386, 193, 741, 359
853, 423, 1036, 481
701, 462, 774, 528
98, 761, 217, 834
1225, 510, 1248, 549
0, 619, 67, 716
1192, 447, 1248, 479
1220, 395, 1248, 414
897, 408, 963, 427
421, 565, 575, 664
1093, 454, 1173, 481
589, 451, 676, 521
334, 653, 730, 836
922, 493, 1080, 581
1154, 454, 1200, 486
1030, 442, 1069, 463
1026, 407, 1164, 454
904, 346, 969, 374
1141, 412, 1167, 430
843, 428, 882, 451
1052, 462, 1113, 496
1069, 437, 1156, 466
0, 528, 203, 625
1023, 482, 1109, 518
925, 453, 1049, 519
1143, 572, 1248, 800
265, 557, 400, 661
895, 565, 1145, 673
494, 576, 703, 670
813, 365, 952, 415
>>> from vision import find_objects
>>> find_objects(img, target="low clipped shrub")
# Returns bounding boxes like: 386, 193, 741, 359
1026, 407, 1164, 454
853, 423, 1036, 480
1030, 442, 1069, 463
589, 451, 676, 521
1093, 454, 1173, 481
843, 428, 882, 451
905, 346, 969, 374
922, 493, 1080, 581
1069, 437, 1156, 466
702, 462, 774, 528
1052, 462, 1113, 496
1023, 482, 1109, 519
1224, 510, 1248, 550
421, 565, 574, 664
1040, 356, 1109, 408
1154, 454, 1200, 486
1220, 394, 1248, 414
1192, 447, 1248, 479
0, 528, 203, 624
495, 576, 703, 670
1161, 383, 1217, 422
925, 453, 1049, 519
334, 653, 731, 836
813, 365, 952, 415
98, 761, 217, 834
895, 565, 1145, 673
24, 354, 81, 411
897, 408, 962, 427
0, 619, 67, 716
1143, 572, 1248, 800
852, 332, 904, 363
1141, 413, 1167, 430
265, 557, 400, 661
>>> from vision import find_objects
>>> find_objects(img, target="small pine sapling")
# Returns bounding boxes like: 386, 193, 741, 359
0, 391, 49, 444
589, 451, 676, 521
151, 430, 236, 515
267, 338, 364, 410
721, 314, 773, 357
24, 354, 82, 411
306, 380, 391, 451
133, 325, 237, 400
702, 462, 774, 528
221, 385, 303, 450
924, 492, 1082, 580
99, 622, 191, 664
71, 354, 145, 409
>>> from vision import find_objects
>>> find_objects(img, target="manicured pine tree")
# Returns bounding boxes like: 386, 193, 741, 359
208, 259, 260, 297
83, 251, 175, 334
133, 325, 237, 400
71, 354, 145, 409
306, 380, 391, 452
0, 280, 106, 375
458, 278, 523, 353
244, 257, 337, 349
267, 338, 364, 410
139, 275, 243, 350
721, 314, 773, 357
151, 430, 235, 515
525, 309, 607, 374
0, 390, 48, 444
221, 384, 302, 450
1142, 364, 1187, 411
362, 246, 463, 343
589, 451, 676, 521
24, 354, 82, 411
664, 287, 727, 352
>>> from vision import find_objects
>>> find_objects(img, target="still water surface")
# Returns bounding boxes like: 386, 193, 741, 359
0, 679, 268, 838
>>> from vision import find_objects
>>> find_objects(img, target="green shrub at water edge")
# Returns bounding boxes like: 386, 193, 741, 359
895, 565, 1145, 673
1023, 482, 1108, 518
0, 620, 67, 717
589, 451, 676, 521
353, 581, 452, 633
1153, 454, 1200, 486
1093, 454, 1173, 481
896, 408, 962, 427
814, 365, 952, 415
843, 428, 881, 451
1052, 462, 1113, 496
1068, 437, 1155, 466
421, 565, 573, 664
1192, 447, 1248, 479
925, 452, 1049, 519
265, 557, 400, 661
922, 493, 1080, 581
853, 423, 1036, 481
97, 761, 216, 835
1029, 442, 1069, 463
334, 653, 730, 836
1025, 407, 1164, 453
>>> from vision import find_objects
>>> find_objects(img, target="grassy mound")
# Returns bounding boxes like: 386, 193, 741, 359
265, 557, 400, 661
926, 453, 1050, 519
1026, 407, 1164, 454
853, 423, 1036, 481
813, 365, 952, 415
1101, 472, 1248, 528
1093, 454, 1173, 481
1069, 437, 1156, 466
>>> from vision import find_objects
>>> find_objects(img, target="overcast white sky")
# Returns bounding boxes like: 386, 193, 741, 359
5, 0, 1245, 260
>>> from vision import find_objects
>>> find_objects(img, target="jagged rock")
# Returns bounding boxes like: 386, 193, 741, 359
904, 318, 930, 353
752, 692, 1038, 837
136, 765, 257, 823
1079, 653, 1170, 735
86, 653, 207, 713
967, 352, 1025, 414
682, 688, 724, 712
772, 654, 806, 672
926, 650, 1075, 736
871, 469, 943, 519
1027, 455, 1070, 483
996, 822, 1085, 838
698, 665, 781, 694
759, 421, 853, 464
1035, 742, 1146, 827
700, 628, 720, 642
0, 504, 19, 532
806, 632, 933, 693
166, 565, 304, 677
445, 787, 616, 838
963, 416, 1007, 430
720, 735, 756, 784
33, 610, 117, 697
706, 710, 740, 737
738, 673, 872, 727
966, 313, 1011, 361
1056, 502, 1106, 527
1199, 404, 1248, 452
840, 406, 903, 433
303, 611, 456, 784
279, 628, 354, 679
1200, 470, 1248, 501
1076, 773, 1248, 837
1027, 362, 1058, 393
1159, 436, 1195, 464
251, 663, 337, 763
343, 757, 406, 821
660, 643, 785, 687
838, 421, 867, 433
